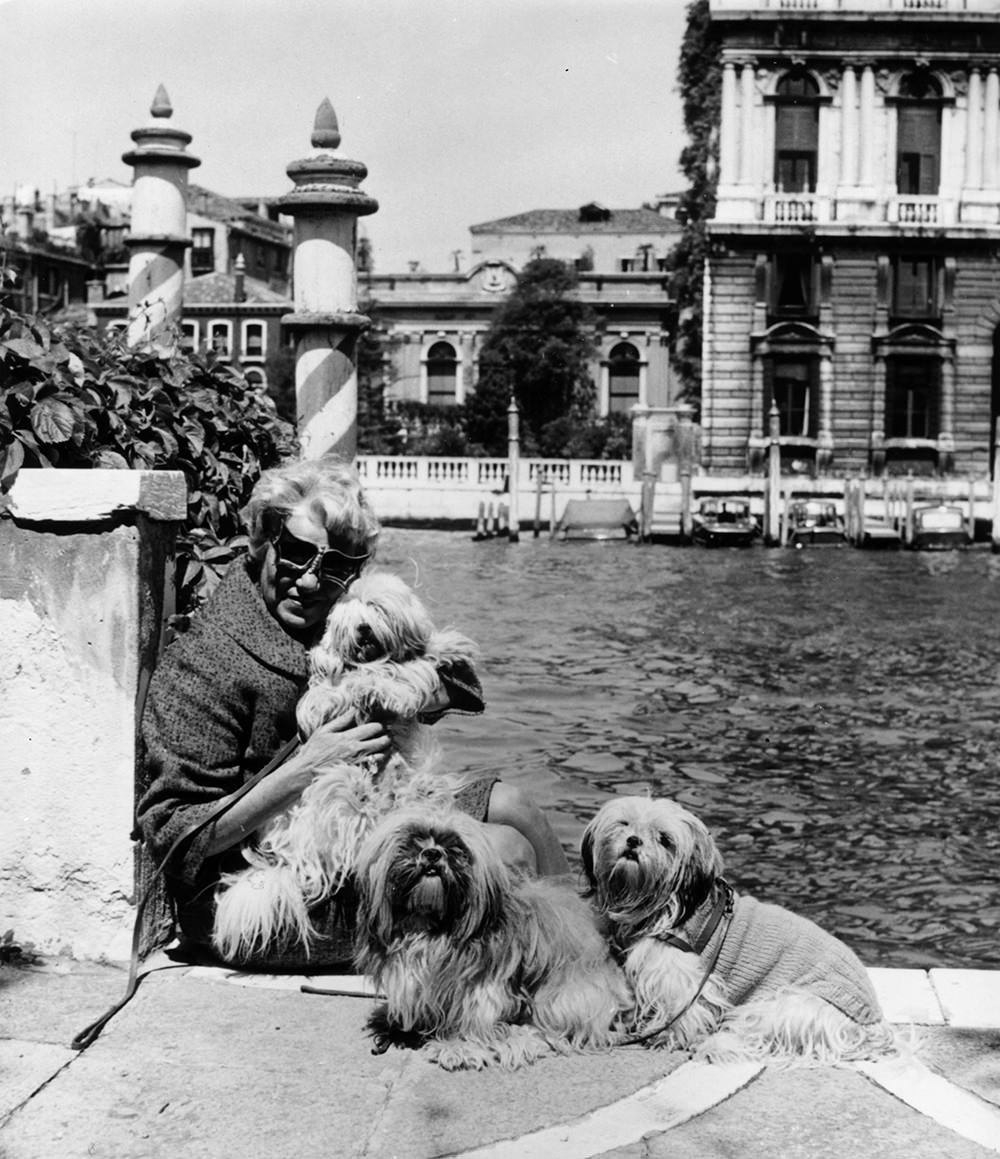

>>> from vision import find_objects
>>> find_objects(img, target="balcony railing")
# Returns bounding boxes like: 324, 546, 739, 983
890, 197, 940, 225
357, 456, 625, 491
764, 194, 830, 224
710, 0, 988, 12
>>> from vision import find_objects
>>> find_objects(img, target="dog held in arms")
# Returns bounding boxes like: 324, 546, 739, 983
212, 570, 476, 964
582, 796, 897, 1064
354, 807, 633, 1070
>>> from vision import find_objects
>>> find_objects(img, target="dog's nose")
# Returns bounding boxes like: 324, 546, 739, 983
626, 834, 643, 850
422, 846, 442, 863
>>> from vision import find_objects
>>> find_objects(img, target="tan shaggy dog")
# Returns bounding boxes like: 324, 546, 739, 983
354, 807, 633, 1070
212, 571, 476, 964
582, 796, 897, 1064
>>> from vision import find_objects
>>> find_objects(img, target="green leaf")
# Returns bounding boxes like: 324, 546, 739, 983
30, 397, 77, 444
94, 449, 130, 469
2, 337, 45, 361
0, 438, 25, 490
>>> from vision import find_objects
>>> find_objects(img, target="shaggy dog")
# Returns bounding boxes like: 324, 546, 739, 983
354, 807, 633, 1071
582, 796, 897, 1064
212, 571, 477, 964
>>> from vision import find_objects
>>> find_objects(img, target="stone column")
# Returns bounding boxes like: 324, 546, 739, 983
279, 98, 378, 461
859, 66, 876, 187
739, 62, 756, 185
122, 85, 200, 351
967, 68, 984, 189
840, 66, 858, 187
984, 69, 999, 188
720, 61, 739, 186
939, 354, 956, 453
871, 354, 887, 475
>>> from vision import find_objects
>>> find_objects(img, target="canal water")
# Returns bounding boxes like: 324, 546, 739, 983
376, 528, 1000, 971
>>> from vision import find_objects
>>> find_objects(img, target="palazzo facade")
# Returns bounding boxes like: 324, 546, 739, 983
703, 0, 1000, 478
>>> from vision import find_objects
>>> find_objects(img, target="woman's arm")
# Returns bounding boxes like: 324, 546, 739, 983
199, 714, 389, 855
485, 781, 571, 877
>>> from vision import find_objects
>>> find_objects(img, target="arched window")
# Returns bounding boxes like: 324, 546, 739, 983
774, 73, 820, 193
608, 342, 640, 414
896, 73, 942, 195
425, 341, 458, 404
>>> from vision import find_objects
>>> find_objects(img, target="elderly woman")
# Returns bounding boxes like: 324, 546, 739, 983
136, 457, 568, 969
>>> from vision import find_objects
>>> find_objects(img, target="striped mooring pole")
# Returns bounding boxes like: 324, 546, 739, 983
278, 99, 378, 461
122, 85, 200, 351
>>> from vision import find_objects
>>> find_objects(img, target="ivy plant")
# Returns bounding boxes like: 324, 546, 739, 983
0, 304, 296, 615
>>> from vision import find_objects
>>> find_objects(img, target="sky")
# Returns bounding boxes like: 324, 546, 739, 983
0, 0, 690, 273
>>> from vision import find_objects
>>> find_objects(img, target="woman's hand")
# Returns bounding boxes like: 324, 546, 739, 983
202, 715, 390, 856
297, 712, 391, 774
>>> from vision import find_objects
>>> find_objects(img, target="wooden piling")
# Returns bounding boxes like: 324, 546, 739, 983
904, 473, 915, 546
992, 419, 1000, 551
680, 468, 693, 542
765, 402, 782, 546
533, 470, 544, 538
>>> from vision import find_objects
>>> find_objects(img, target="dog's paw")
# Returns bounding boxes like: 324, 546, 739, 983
422, 1038, 495, 1071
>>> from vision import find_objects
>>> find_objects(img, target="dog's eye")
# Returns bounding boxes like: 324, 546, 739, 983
657, 833, 674, 852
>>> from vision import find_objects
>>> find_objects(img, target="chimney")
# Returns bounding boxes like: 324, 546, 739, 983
16, 203, 34, 242
234, 253, 246, 303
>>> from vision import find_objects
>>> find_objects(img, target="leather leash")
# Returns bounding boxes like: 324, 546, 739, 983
70, 736, 301, 1051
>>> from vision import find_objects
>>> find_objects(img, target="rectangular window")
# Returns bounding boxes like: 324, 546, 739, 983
243, 322, 265, 359
770, 359, 815, 439
897, 107, 940, 195
180, 321, 198, 352
886, 358, 939, 439
771, 254, 814, 317
894, 257, 938, 318
776, 153, 816, 194
209, 321, 231, 357
191, 228, 215, 275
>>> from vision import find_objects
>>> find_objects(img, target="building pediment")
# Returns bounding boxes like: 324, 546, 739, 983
468, 260, 517, 294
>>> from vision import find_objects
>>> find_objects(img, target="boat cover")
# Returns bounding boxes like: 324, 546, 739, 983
557, 498, 638, 540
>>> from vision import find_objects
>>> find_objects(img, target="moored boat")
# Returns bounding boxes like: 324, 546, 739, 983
691, 496, 760, 547
908, 504, 971, 551
785, 500, 846, 548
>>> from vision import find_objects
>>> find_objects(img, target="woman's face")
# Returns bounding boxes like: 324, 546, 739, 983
259, 503, 361, 640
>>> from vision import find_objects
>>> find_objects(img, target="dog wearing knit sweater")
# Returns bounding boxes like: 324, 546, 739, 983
212, 570, 476, 964
582, 796, 896, 1064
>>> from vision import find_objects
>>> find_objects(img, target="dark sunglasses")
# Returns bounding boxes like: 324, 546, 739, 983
271, 528, 369, 590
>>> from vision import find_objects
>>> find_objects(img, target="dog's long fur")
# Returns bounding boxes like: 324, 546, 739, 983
354, 808, 633, 1070
582, 796, 897, 1065
212, 571, 477, 964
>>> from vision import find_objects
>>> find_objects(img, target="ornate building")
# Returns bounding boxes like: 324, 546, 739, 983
365, 203, 681, 418
702, 0, 1000, 478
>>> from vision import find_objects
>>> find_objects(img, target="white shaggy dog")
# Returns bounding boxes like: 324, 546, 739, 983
582, 796, 897, 1064
354, 807, 633, 1071
212, 571, 477, 964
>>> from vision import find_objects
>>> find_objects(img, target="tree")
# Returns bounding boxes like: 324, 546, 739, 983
464, 258, 597, 455
667, 0, 722, 412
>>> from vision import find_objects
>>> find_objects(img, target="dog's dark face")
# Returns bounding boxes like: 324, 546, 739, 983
581, 797, 724, 932
355, 810, 508, 949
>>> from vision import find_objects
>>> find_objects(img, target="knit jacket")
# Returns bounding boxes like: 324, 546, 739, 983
681, 887, 883, 1026
136, 558, 487, 957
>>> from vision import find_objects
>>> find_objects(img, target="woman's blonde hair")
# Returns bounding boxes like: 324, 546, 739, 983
241, 457, 379, 562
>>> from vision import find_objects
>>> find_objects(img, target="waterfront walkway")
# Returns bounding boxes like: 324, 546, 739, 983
2, 955, 998, 1158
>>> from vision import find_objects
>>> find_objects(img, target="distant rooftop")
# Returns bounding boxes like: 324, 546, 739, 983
184, 271, 289, 305
470, 206, 680, 235
187, 185, 290, 245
